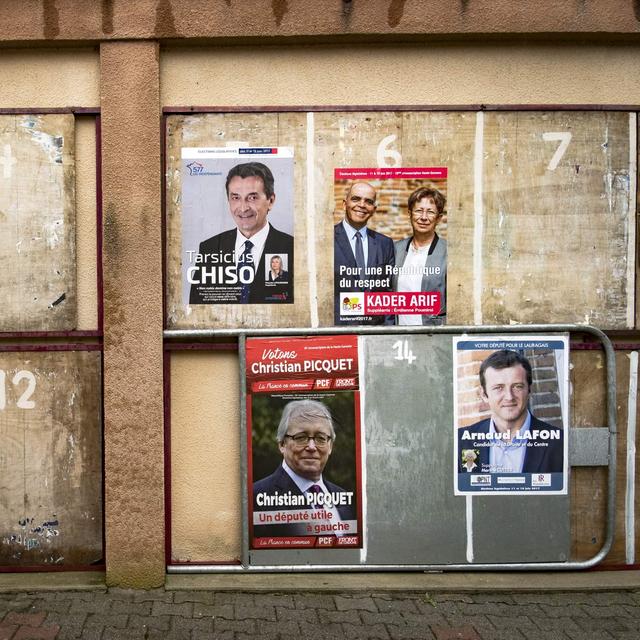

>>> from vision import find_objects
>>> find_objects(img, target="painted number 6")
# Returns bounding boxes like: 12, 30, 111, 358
377, 134, 402, 168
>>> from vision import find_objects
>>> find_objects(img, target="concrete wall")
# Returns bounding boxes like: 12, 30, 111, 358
0, 0, 639, 585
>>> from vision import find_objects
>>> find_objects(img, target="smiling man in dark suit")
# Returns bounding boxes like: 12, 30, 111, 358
189, 161, 293, 304
334, 181, 394, 325
458, 350, 564, 475
252, 400, 356, 541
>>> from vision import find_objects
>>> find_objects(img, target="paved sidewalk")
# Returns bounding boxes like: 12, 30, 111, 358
0, 588, 639, 639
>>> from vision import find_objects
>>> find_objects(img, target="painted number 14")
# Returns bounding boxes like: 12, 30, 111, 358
0, 370, 36, 410
392, 340, 416, 364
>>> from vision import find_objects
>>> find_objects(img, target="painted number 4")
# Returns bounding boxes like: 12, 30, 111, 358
392, 340, 416, 364
0, 370, 36, 410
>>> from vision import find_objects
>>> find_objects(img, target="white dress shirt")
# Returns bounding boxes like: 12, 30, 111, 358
488, 411, 532, 473
342, 219, 369, 267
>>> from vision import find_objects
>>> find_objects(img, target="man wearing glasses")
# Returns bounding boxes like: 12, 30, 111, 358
392, 186, 447, 325
252, 399, 356, 540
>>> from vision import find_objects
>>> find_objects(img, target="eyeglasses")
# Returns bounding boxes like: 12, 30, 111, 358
284, 433, 333, 447
411, 209, 440, 219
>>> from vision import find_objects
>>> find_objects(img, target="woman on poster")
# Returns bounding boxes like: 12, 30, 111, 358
392, 186, 447, 325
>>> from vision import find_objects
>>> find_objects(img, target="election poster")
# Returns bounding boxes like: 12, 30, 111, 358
333, 167, 447, 326
246, 336, 362, 550
453, 335, 569, 495
181, 146, 294, 305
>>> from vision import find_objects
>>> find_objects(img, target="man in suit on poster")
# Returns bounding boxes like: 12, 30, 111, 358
457, 350, 564, 475
334, 181, 394, 325
252, 400, 356, 539
189, 161, 293, 304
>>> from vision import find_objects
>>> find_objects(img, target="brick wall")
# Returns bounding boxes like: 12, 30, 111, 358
333, 178, 448, 242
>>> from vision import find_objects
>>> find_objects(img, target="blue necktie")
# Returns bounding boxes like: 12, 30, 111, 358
239, 240, 254, 303
354, 231, 365, 275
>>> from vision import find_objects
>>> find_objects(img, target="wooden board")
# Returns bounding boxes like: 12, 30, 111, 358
165, 113, 310, 329
570, 348, 640, 565
0, 350, 102, 567
0, 114, 76, 331
166, 110, 634, 330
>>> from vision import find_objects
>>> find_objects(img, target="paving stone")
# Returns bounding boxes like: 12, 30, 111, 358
622, 604, 640, 618
573, 615, 633, 632
31, 599, 71, 614
456, 603, 524, 617
235, 602, 277, 621
335, 596, 378, 612
128, 613, 171, 631
78, 630, 103, 640
402, 612, 449, 627
110, 600, 153, 616
150, 601, 193, 617
298, 620, 346, 639
590, 591, 638, 606
170, 615, 214, 633
342, 621, 390, 639
387, 625, 436, 640
192, 603, 234, 619
214, 617, 257, 634
84, 612, 128, 629
532, 616, 580, 631
277, 605, 319, 623
485, 615, 538, 630
580, 603, 633, 618
538, 604, 586, 618
521, 631, 570, 640
468, 594, 516, 605
173, 591, 215, 605
146, 630, 191, 640
13, 625, 61, 640
360, 610, 405, 626
253, 593, 295, 608
102, 628, 146, 640
416, 600, 460, 616
374, 597, 419, 613
3, 612, 46, 627
318, 608, 361, 625
133, 590, 173, 604
564, 630, 613, 640
234, 619, 299, 640
195, 631, 233, 640
431, 595, 474, 604
294, 594, 336, 610
43, 612, 86, 628
70, 600, 111, 615
214, 592, 254, 607
0, 624, 18, 640
431, 626, 480, 640
104, 588, 136, 602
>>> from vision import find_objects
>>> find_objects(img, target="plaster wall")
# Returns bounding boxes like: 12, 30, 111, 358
0, 49, 99, 330
164, 42, 640, 561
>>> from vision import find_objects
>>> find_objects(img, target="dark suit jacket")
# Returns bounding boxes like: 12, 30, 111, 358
267, 269, 289, 282
189, 224, 293, 304
457, 415, 564, 474
252, 465, 356, 538
334, 222, 394, 325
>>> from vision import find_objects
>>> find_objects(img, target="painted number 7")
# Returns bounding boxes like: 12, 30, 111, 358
392, 340, 416, 364
542, 132, 572, 171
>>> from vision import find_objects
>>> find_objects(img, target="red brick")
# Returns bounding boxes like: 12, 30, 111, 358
432, 626, 480, 640
0, 624, 18, 640
13, 625, 60, 640
2, 615, 46, 629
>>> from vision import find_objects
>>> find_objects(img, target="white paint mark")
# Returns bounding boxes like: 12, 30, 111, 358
626, 114, 637, 328
473, 112, 484, 325
0, 144, 16, 178
542, 131, 572, 171
465, 495, 474, 563
358, 337, 368, 564
626, 351, 638, 564
376, 134, 402, 168
306, 112, 319, 328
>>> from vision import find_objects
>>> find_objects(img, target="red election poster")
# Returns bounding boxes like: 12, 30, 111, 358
246, 335, 362, 550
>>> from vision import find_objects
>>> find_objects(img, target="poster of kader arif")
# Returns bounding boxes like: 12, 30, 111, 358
246, 336, 362, 550
333, 167, 447, 327
182, 147, 294, 305
453, 335, 569, 496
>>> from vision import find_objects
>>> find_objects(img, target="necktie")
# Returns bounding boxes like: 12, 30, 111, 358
239, 240, 254, 303
354, 231, 365, 273
307, 484, 323, 509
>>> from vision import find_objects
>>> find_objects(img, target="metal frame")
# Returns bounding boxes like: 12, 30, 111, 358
165, 322, 616, 572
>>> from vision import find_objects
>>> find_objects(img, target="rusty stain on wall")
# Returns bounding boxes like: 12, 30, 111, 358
388, 0, 406, 27
101, 0, 114, 34
42, 0, 60, 39
155, 0, 177, 37
272, 0, 288, 26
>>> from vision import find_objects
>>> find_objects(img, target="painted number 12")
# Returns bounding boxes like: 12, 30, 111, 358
392, 340, 416, 365
0, 370, 36, 410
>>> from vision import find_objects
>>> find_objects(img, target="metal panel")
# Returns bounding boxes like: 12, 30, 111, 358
570, 427, 610, 466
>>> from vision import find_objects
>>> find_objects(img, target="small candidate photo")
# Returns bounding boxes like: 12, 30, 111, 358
454, 338, 569, 495
181, 148, 294, 306
264, 253, 289, 283
250, 394, 360, 548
